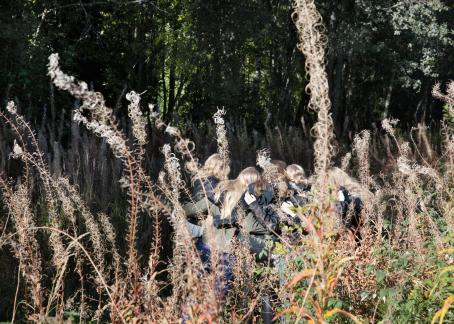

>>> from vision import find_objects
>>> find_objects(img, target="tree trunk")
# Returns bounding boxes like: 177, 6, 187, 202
161, 65, 167, 117
166, 60, 176, 121
331, 52, 345, 135
382, 73, 395, 119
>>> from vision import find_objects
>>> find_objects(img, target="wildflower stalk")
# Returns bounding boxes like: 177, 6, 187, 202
293, 0, 334, 191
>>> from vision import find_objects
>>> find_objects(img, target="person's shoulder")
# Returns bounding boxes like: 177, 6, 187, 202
261, 184, 275, 204
238, 191, 248, 207
193, 176, 218, 191
206, 176, 220, 186
192, 178, 203, 188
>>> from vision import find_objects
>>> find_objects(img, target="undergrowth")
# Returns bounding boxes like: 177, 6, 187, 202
0, 1, 453, 323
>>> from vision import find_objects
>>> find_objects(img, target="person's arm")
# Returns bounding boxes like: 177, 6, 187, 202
213, 212, 239, 229
203, 178, 219, 203
192, 177, 219, 204
185, 221, 204, 238
243, 192, 279, 232
183, 199, 212, 217
169, 210, 204, 238
290, 194, 309, 207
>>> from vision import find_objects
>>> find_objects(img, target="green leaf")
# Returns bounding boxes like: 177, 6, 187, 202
376, 270, 386, 283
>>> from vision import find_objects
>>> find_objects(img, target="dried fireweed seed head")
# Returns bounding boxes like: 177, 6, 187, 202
12, 140, 24, 159
6, 101, 17, 114
353, 130, 373, 188
341, 152, 352, 171
149, 103, 165, 129
185, 160, 200, 175
165, 125, 181, 137
400, 142, 411, 157
293, 0, 334, 189
397, 156, 415, 176
174, 138, 195, 154
432, 81, 454, 110
126, 91, 147, 145
157, 170, 166, 186
256, 148, 273, 167
48, 53, 106, 112
125, 91, 140, 105
256, 149, 288, 197
161, 144, 185, 192
213, 108, 226, 125
212, 108, 230, 167
382, 118, 399, 136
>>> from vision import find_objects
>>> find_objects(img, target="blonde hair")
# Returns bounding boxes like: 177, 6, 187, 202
270, 159, 287, 174
285, 164, 306, 183
327, 167, 362, 195
193, 153, 230, 183
216, 167, 261, 218
305, 167, 371, 198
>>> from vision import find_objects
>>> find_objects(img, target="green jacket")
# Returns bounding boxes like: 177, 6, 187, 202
238, 209, 276, 261
183, 199, 236, 253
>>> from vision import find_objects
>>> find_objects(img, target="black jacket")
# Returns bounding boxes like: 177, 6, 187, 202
191, 176, 220, 203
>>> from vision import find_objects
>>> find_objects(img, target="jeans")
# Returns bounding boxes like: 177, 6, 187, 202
194, 238, 234, 299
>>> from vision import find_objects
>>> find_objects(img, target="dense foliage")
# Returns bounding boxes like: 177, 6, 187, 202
1, 0, 452, 132
0, 1, 453, 323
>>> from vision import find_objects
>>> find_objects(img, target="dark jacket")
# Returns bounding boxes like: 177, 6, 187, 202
182, 176, 222, 239
184, 176, 221, 218
335, 186, 362, 231
191, 176, 219, 203
238, 184, 280, 260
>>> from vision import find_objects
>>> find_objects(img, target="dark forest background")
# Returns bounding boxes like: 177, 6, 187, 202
1, 0, 452, 219
1, 0, 453, 133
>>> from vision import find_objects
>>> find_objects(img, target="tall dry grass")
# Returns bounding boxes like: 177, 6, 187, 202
1, 64, 453, 324
0, 1, 452, 323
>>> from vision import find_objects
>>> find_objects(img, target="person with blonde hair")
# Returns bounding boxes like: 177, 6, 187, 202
226, 167, 280, 324
216, 167, 261, 219
270, 159, 287, 174
182, 153, 229, 262
183, 153, 229, 219
280, 165, 367, 242
279, 164, 311, 220
267, 159, 290, 199
194, 153, 230, 184
211, 166, 280, 319
187, 166, 264, 298
285, 163, 306, 184
192, 153, 230, 200
327, 167, 365, 242
214, 167, 279, 259
211, 166, 263, 254
326, 167, 363, 197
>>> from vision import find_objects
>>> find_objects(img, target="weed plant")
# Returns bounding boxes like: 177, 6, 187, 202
0, 0, 452, 323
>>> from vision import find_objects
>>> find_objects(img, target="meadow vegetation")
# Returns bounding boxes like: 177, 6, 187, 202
0, 1, 453, 323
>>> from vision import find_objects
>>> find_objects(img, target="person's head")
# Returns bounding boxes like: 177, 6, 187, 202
264, 160, 289, 198
217, 166, 261, 218
196, 153, 230, 181
237, 166, 261, 188
327, 167, 365, 196
286, 164, 306, 184
270, 159, 287, 175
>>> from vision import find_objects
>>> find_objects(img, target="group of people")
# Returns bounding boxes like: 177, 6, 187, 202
176, 153, 364, 321
180, 153, 363, 267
